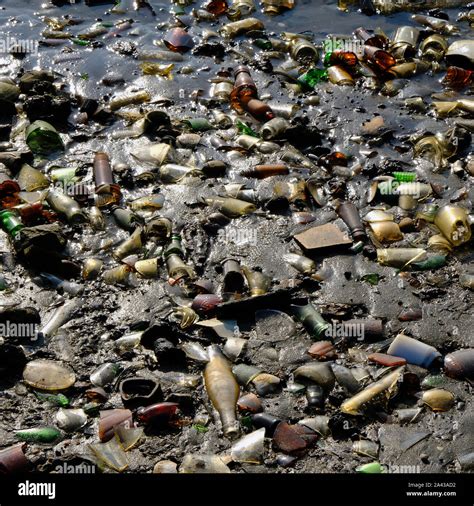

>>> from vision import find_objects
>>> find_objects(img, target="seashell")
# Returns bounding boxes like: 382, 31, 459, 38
422, 389, 454, 412
23, 359, 75, 391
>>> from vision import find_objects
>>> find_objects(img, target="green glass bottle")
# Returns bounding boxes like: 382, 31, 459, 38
71, 38, 91, 46
26, 120, 64, 155
254, 39, 273, 50
163, 234, 184, 259
15, 427, 62, 444
0, 210, 24, 237
291, 303, 329, 338
323, 52, 333, 67
184, 118, 213, 131
393, 171, 416, 182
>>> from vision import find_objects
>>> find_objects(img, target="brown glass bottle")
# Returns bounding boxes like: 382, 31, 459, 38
243, 99, 275, 122
364, 45, 396, 72
230, 65, 258, 112
93, 152, 121, 207
326, 51, 358, 68
163, 28, 194, 53
354, 27, 388, 49
442, 66, 473, 88
204, 0, 228, 15
337, 202, 366, 241
242, 164, 289, 178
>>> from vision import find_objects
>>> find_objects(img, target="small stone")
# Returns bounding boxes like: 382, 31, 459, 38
153, 460, 178, 474
237, 393, 263, 414
252, 373, 281, 396
399, 217, 415, 232
361, 115, 384, 135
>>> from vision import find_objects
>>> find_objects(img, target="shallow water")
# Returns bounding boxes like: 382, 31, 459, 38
0, 0, 472, 476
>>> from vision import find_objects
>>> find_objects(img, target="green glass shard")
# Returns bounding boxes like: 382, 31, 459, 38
361, 273, 381, 285
298, 68, 328, 89
356, 461, 383, 473
34, 392, 70, 407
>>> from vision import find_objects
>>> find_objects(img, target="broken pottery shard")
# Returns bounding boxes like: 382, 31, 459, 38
272, 422, 318, 455
294, 223, 352, 252
368, 353, 407, 367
